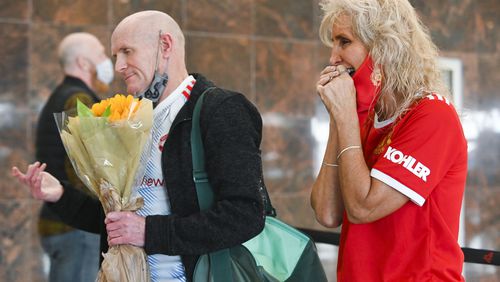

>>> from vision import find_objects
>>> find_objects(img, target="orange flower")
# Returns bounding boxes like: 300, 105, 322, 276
90, 94, 141, 122
91, 100, 110, 116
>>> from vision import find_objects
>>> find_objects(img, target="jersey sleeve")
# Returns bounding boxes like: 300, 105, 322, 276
370, 95, 466, 206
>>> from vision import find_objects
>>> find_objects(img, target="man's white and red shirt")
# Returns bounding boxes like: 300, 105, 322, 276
135, 75, 196, 282
337, 93, 467, 281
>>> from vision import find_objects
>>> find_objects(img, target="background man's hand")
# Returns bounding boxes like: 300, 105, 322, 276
11, 162, 64, 202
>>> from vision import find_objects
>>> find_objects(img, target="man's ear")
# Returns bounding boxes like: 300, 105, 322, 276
76, 56, 92, 71
159, 33, 173, 58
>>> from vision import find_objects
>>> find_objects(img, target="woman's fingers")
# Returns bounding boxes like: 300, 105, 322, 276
318, 69, 345, 86
318, 74, 331, 86
336, 65, 349, 76
320, 65, 338, 75
320, 65, 350, 82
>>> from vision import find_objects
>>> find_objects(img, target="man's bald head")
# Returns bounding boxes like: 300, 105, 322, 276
58, 32, 103, 72
111, 10, 189, 97
112, 10, 185, 53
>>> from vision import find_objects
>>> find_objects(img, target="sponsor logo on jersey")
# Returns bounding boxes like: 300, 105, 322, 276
383, 146, 430, 182
141, 176, 165, 187
374, 131, 393, 155
159, 134, 168, 152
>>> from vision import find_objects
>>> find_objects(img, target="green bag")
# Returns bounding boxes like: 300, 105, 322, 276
191, 89, 328, 282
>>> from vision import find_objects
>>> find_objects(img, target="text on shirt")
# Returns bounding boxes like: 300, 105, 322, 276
383, 146, 430, 182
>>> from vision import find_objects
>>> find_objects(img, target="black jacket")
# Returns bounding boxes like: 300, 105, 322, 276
37, 76, 99, 224
48, 74, 266, 281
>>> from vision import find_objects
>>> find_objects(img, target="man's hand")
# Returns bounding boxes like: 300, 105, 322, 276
11, 162, 64, 202
105, 211, 145, 247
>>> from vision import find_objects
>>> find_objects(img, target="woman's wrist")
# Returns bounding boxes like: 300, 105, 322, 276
335, 110, 359, 133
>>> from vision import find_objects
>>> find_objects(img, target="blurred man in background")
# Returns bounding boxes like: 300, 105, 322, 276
35, 32, 113, 282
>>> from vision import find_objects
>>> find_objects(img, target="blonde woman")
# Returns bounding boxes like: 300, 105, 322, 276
311, 0, 467, 281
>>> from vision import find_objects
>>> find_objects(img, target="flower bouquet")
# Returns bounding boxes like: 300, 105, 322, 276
55, 94, 153, 282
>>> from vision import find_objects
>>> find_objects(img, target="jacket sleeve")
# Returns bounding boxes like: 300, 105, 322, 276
47, 181, 104, 234
145, 93, 266, 255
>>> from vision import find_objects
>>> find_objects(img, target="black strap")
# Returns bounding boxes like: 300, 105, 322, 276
296, 228, 499, 266
462, 247, 500, 265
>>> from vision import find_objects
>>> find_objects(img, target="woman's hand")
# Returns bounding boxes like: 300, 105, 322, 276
316, 65, 357, 123
11, 162, 64, 202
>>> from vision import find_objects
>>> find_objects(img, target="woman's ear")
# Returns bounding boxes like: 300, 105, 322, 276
371, 66, 382, 87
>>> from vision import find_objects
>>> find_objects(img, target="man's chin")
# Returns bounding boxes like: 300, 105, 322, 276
126, 83, 146, 95
126, 86, 139, 95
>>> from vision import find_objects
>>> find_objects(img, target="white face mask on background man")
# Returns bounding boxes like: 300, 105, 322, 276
95, 58, 114, 85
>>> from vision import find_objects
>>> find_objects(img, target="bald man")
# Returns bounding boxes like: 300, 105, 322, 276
35, 32, 113, 282
13, 11, 265, 281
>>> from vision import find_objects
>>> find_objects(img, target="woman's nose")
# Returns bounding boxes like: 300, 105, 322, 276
329, 47, 341, 66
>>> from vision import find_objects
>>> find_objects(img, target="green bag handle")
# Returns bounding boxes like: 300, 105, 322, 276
191, 87, 275, 214
191, 87, 231, 281
191, 87, 216, 211
191, 87, 275, 281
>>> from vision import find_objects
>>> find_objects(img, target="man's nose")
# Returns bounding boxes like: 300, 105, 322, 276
114, 55, 126, 73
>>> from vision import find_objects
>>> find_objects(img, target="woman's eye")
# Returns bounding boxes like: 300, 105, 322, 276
340, 38, 350, 46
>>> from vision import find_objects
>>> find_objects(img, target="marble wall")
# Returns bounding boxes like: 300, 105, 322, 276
0, 0, 498, 281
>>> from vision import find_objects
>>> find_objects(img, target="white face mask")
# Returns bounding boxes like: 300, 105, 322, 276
95, 58, 114, 85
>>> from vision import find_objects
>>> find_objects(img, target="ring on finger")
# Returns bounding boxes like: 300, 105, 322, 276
329, 71, 339, 82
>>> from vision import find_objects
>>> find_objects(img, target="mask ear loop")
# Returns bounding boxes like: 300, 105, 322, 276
154, 30, 162, 73
136, 30, 169, 106
155, 30, 169, 79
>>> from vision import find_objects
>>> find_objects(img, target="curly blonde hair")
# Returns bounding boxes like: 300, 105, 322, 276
319, 0, 448, 119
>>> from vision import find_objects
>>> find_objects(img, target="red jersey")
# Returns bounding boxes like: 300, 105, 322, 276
337, 93, 467, 281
